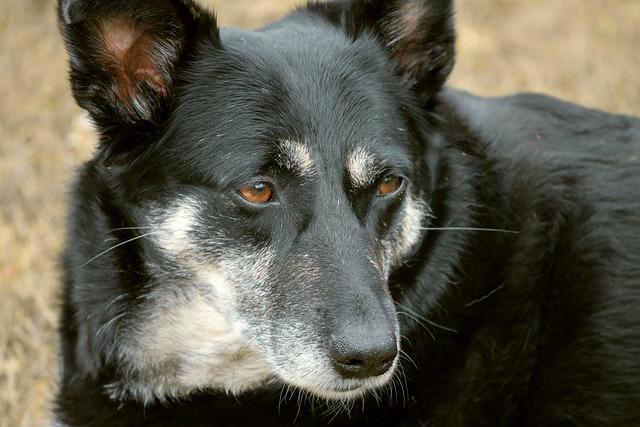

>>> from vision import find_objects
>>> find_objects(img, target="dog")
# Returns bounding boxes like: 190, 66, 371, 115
54, 0, 640, 425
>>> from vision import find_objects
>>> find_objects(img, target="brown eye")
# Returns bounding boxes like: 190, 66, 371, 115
378, 176, 402, 196
238, 182, 273, 204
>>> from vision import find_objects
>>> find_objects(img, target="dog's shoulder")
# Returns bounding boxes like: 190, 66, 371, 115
441, 87, 640, 155
438, 88, 640, 424
441, 87, 640, 204
441, 87, 640, 268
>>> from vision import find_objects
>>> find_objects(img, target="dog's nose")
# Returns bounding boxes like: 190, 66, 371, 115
330, 335, 397, 379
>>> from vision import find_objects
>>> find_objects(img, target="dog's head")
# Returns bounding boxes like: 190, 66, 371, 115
59, 0, 454, 404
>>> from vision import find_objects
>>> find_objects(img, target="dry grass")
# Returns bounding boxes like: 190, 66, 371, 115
0, 0, 638, 425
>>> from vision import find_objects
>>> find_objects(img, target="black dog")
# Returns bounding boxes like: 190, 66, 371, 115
55, 0, 640, 425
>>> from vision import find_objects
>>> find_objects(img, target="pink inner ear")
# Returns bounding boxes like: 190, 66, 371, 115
134, 68, 168, 96
99, 18, 168, 112
101, 18, 141, 61
389, 3, 430, 77
398, 2, 426, 38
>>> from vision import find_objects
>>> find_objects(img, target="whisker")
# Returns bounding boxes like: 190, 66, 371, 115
419, 226, 518, 234
396, 304, 457, 334
389, 362, 408, 406
386, 376, 396, 406
78, 232, 155, 268
396, 310, 435, 340
328, 398, 352, 422
398, 348, 417, 370
398, 365, 409, 406
293, 388, 305, 423
95, 311, 128, 338
103, 293, 129, 312
465, 284, 505, 307
369, 388, 382, 406
415, 316, 457, 334
278, 383, 293, 416
106, 226, 153, 233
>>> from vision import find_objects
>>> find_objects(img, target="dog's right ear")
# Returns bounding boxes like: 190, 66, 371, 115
58, 0, 218, 130
310, 0, 455, 106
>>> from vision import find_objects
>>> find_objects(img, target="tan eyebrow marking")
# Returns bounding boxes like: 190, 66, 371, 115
347, 146, 381, 188
277, 139, 315, 176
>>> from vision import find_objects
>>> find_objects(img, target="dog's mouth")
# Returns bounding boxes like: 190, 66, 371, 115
304, 376, 395, 401
279, 356, 399, 402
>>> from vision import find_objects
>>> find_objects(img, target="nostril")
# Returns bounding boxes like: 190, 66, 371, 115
330, 337, 397, 379
379, 356, 393, 371
342, 358, 364, 369
335, 357, 365, 376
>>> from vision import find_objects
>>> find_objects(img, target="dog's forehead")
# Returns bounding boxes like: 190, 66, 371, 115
275, 138, 412, 192
273, 138, 377, 183
172, 23, 413, 185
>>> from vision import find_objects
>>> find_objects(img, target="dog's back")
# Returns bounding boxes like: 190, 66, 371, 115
442, 88, 640, 423
55, 0, 640, 425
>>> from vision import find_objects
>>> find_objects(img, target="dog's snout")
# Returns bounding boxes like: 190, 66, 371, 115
330, 334, 397, 379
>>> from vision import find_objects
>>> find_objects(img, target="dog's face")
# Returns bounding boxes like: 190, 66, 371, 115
125, 29, 423, 401
59, 0, 454, 405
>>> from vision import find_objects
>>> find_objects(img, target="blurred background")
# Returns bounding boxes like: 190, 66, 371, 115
1, 0, 638, 425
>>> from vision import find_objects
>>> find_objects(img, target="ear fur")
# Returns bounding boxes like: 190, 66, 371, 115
58, 0, 218, 128
311, 0, 456, 104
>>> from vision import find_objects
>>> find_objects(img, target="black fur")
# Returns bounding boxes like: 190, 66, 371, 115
56, 0, 640, 425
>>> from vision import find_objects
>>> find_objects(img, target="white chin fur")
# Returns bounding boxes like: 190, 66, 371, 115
117, 197, 401, 406
282, 358, 398, 402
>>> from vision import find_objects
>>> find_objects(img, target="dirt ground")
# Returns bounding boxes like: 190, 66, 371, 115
0, 0, 638, 425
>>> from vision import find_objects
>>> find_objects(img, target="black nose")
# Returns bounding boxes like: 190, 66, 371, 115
330, 335, 397, 379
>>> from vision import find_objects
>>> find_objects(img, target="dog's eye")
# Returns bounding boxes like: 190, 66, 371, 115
238, 182, 273, 204
378, 176, 403, 196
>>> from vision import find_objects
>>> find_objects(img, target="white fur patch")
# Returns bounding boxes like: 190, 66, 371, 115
107, 275, 274, 404
107, 198, 277, 404
272, 324, 400, 401
107, 195, 401, 405
347, 146, 380, 188
382, 195, 430, 278
390, 195, 429, 267
152, 197, 200, 255
278, 139, 315, 176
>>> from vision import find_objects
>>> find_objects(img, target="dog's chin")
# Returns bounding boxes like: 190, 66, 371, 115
288, 370, 396, 402
306, 384, 370, 401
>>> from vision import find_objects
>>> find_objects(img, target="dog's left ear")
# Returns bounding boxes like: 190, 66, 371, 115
57, 0, 216, 130
314, 0, 455, 104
